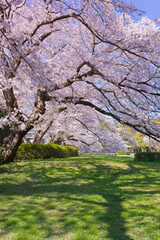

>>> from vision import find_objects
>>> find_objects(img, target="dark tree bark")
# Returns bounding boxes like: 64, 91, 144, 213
1, 88, 50, 164
2, 128, 32, 164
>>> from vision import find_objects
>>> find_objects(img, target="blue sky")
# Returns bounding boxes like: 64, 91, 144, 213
131, 0, 160, 20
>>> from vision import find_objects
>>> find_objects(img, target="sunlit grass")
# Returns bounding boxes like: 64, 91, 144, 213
0, 154, 160, 239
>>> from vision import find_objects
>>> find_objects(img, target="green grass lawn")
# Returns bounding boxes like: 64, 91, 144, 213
0, 154, 160, 240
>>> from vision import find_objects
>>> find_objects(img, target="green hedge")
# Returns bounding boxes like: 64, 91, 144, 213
16, 143, 78, 160
135, 152, 160, 162
117, 151, 130, 155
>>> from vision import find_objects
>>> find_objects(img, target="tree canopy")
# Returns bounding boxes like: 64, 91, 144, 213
0, 0, 160, 163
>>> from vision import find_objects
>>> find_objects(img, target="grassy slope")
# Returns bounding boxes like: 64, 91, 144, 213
0, 154, 160, 240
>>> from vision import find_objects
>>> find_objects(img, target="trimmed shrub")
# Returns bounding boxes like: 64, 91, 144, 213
16, 143, 54, 160
117, 151, 130, 155
47, 144, 78, 158
16, 143, 78, 160
135, 152, 160, 162
65, 145, 79, 157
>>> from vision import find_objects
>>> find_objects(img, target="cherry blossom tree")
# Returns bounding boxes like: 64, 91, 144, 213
38, 106, 128, 153
0, 0, 160, 163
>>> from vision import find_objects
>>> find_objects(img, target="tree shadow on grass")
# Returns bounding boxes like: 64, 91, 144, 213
0, 159, 160, 239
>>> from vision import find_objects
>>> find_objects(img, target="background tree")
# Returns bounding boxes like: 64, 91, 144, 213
41, 106, 128, 153
119, 121, 160, 152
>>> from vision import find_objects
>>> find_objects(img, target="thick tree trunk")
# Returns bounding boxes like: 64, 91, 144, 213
2, 128, 32, 164
1, 87, 51, 164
